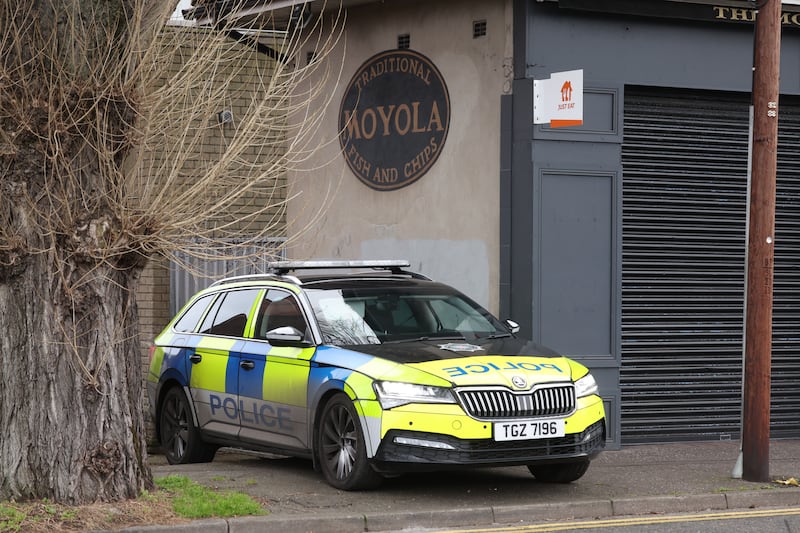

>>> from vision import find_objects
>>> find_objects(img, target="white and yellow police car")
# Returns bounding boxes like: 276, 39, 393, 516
147, 260, 605, 490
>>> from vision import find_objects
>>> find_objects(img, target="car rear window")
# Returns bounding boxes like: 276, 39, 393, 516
173, 294, 215, 333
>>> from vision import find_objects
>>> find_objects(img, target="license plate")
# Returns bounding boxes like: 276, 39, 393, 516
494, 419, 566, 442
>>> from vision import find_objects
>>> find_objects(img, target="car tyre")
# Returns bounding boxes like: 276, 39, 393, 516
159, 386, 217, 464
317, 394, 383, 490
528, 460, 590, 483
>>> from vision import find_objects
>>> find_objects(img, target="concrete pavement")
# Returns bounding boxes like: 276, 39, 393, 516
119, 439, 799, 532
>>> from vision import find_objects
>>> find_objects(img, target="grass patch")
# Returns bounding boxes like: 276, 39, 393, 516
0, 476, 266, 533
155, 475, 265, 519
0, 505, 26, 532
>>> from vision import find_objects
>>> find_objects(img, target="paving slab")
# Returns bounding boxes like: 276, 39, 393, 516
140, 439, 799, 532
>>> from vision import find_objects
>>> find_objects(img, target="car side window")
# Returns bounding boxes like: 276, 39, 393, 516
173, 294, 215, 333
199, 289, 260, 337
255, 290, 308, 340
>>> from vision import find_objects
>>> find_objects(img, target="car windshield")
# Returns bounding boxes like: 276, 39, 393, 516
304, 285, 509, 345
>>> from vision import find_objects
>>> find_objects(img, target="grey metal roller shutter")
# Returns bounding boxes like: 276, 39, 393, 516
621, 87, 800, 443
772, 99, 800, 440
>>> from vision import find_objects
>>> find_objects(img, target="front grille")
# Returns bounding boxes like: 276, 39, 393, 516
456, 384, 576, 419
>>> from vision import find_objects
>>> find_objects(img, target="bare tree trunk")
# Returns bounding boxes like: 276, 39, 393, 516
0, 0, 342, 503
0, 0, 160, 503
0, 253, 152, 503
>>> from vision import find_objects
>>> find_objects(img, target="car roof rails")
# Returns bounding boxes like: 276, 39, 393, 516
267, 260, 431, 280
209, 273, 289, 287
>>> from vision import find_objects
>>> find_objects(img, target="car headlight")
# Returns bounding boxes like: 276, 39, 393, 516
373, 381, 456, 409
575, 373, 599, 398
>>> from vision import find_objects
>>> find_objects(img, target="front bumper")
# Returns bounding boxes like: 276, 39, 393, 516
371, 419, 605, 472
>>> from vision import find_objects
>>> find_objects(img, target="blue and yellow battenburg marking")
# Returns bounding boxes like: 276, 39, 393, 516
148, 293, 604, 460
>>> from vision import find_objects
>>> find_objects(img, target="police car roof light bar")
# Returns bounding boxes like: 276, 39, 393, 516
267, 260, 411, 275
211, 261, 429, 287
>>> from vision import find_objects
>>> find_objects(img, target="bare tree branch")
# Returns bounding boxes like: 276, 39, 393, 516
0, 0, 345, 503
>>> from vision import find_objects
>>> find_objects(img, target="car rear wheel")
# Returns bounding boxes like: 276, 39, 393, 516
528, 460, 590, 483
159, 386, 216, 464
317, 394, 382, 490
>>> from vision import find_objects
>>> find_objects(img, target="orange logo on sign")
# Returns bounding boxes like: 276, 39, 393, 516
561, 80, 573, 102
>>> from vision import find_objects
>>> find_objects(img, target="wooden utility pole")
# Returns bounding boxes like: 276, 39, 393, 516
743, 0, 781, 483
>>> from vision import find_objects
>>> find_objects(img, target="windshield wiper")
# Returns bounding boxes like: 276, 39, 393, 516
481, 332, 513, 340
383, 333, 465, 344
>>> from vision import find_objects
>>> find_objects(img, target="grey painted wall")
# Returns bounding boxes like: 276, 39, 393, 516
526, 2, 800, 95
506, 1, 800, 446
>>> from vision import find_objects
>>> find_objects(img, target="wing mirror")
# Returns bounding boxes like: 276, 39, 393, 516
266, 326, 311, 347
504, 319, 520, 334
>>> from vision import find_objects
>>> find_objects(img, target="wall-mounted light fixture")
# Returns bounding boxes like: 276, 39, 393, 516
218, 110, 234, 125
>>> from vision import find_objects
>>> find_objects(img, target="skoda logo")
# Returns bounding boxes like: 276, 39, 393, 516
511, 376, 527, 389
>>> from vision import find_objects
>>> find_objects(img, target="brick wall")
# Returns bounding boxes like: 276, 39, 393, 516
135, 26, 286, 441
138, 257, 171, 363
138, 256, 171, 442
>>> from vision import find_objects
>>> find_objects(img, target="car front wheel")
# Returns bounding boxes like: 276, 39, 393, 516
317, 394, 382, 490
528, 460, 590, 483
159, 386, 216, 464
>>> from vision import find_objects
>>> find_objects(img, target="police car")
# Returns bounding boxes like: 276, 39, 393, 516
147, 260, 605, 490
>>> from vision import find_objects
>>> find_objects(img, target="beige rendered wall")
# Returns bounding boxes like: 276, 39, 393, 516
287, 0, 512, 313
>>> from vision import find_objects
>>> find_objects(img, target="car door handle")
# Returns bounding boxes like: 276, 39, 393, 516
240, 360, 255, 370
189, 354, 202, 364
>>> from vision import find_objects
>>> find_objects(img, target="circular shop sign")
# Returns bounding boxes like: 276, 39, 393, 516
338, 49, 450, 191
